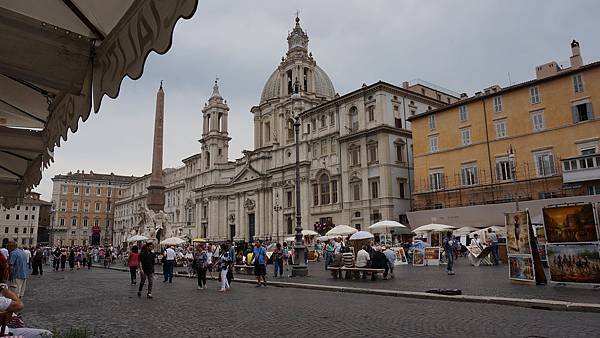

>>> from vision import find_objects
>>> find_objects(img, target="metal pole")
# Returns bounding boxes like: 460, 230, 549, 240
291, 84, 308, 277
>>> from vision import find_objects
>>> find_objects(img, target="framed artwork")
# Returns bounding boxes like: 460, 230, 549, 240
413, 249, 425, 266
424, 247, 440, 266
537, 244, 547, 262
509, 255, 535, 283
543, 204, 598, 243
547, 244, 600, 284
394, 247, 408, 265
505, 211, 532, 255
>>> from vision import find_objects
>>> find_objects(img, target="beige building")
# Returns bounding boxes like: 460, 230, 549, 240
114, 17, 457, 245
50, 171, 135, 246
0, 192, 50, 247
407, 40, 600, 227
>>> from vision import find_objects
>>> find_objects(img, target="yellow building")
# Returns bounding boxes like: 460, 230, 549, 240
50, 171, 135, 247
408, 41, 600, 226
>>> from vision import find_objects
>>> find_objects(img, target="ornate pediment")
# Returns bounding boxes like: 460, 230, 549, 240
230, 164, 263, 184
244, 199, 255, 211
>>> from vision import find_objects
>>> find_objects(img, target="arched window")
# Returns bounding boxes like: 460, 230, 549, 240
205, 151, 210, 169
320, 115, 327, 128
349, 106, 358, 132
218, 113, 223, 132
206, 114, 212, 132
320, 173, 330, 205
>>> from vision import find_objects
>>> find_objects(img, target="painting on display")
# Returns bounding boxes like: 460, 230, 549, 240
413, 249, 425, 266
543, 204, 598, 243
505, 211, 532, 255
509, 256, 535, 283
424, 247, 440, 266
394, 247, 408, 265
535, 226, 547, 244
430, 233, 440, 247
547, 244, 600, 284
537, 244, 547, 262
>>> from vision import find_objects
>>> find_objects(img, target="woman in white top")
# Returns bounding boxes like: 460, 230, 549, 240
206, 247, 214, 278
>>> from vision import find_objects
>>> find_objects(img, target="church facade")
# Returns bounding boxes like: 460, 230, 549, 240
113, 17, 458, 245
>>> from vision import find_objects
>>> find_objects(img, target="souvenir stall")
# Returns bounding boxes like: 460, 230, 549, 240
413, 223, 456, 266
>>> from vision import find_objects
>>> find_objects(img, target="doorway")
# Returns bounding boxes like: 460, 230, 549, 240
248, 213, 255, 241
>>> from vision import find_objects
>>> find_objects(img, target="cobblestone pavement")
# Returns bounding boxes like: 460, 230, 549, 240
251, 258, 600, 304
23, 268, 600, 337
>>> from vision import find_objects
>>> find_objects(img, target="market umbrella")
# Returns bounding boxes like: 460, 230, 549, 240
127, 235, 148, 243
0, 0, 199, 207
302, 229, 319, 236
316, 235, 331, 242
284, 236, 296, 242
160, 237, 185, 246
326, 225, 358, 236
452, 226, 480, 237
192, 238, 208, 243
369, 220, 407, 233
413, 223, 457, 233
349, 231, 374, 241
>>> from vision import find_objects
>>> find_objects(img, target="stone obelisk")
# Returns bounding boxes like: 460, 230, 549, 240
147, 82, 165, 212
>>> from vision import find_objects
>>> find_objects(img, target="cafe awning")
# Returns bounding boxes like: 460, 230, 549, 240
0, 0, 198, 207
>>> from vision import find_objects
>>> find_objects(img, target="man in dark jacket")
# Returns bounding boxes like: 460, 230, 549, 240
370, 247, 388, 280
31, 247, 44, 276
138, 243, 156, 299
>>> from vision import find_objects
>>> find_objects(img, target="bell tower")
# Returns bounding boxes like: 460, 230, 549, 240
200, 79, 230, 170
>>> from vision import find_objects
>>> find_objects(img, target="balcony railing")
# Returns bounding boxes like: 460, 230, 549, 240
561, 154, 600, 183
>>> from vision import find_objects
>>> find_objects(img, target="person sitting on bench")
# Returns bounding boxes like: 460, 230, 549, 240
371, 247, 387, 281
355, 246, 370, 279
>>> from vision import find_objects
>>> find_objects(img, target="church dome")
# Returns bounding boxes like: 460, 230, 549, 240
260, 65, 335, 104
259, 16, 335, 104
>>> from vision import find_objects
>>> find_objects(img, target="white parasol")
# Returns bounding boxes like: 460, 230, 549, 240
452, 226, 480, 237
413, 223, 457, 233
326, 225, 358, 236
127, 235, 148, 243
302, 229, 319, 236
160, 237, 186, 246
349, 231, 374, 241
316, 235, 332, 242
284, 236, 296, 242
369, 220, 407, 233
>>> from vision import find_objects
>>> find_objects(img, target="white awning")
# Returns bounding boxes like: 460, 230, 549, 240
0, 0, 198, 207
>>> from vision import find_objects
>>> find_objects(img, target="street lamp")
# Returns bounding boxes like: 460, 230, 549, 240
273, 195, 282, 242
508, 145, 519, 211
291, 79, 308, 277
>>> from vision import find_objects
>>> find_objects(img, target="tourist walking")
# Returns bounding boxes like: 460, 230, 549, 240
138, 244, 155, 299
7, 242, 28, 298
0, 249, 9, 282
52, 248, 60, 271
252, 240, 267, 287
487, 228, 500, 265
206, 246, 214, 279
444, 233, 455, 275
226, 241, 235, 286
85, 249, 92, 269
193, 245, 208, 290
218, 249, 231, 292
31, 247, 43, 276
324, 240, 334, 270
163, 246, 176, 283
272, 243, 283, 278
68, 248, 75, 271
75, 249, 83, 270
60, 248, 67, 271
128, 246, 140, 285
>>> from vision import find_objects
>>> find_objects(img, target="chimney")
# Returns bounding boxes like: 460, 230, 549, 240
570, 40, 583, 69
460, 93, 468, 99
402, 81, 409, 89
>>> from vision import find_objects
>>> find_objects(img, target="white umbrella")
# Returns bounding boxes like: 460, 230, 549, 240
349, 231, 374, 241
326, 225, 358, 236
127, 235, 148, 243
413, 223, 457, 233
316, 235, 331, 242
369, 220, 407, 233
160, 237, 186, 246
302, 229, 319, 236
452, 227, 480, 237
284, 236, 296, 242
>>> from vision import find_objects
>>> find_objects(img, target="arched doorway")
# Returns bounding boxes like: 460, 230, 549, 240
1, 238, 8, 248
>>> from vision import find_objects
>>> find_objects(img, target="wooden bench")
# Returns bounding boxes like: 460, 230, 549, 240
233, 265, 254, 275
328, 266, 385, 280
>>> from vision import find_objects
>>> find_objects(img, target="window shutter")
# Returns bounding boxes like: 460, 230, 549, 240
548, 154, 555, 174
572, 105, 579, 123
496, 162, 501, 180
586, 102, 594, 119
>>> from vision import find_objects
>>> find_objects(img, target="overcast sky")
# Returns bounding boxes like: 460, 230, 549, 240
36, 0, 600, 200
